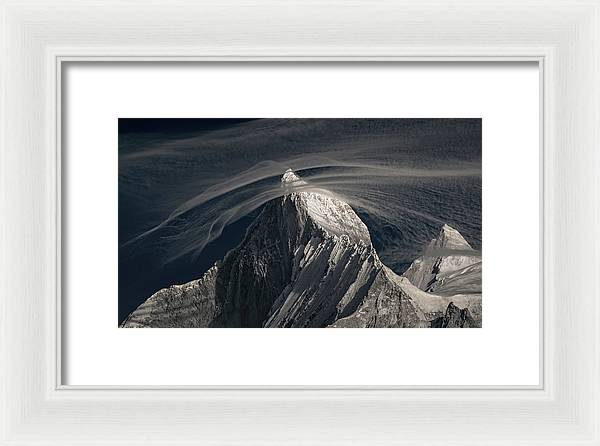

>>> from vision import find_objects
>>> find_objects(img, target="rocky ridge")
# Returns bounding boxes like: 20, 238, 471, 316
121, 169, 482, 328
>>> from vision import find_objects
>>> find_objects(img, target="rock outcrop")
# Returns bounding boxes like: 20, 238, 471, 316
431, 302, 477, 328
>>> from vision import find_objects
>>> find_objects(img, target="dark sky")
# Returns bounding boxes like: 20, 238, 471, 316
118, 118, 481, 324
119, 118, 257, 135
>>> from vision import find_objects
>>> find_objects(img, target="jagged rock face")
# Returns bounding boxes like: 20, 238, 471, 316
121, 170, 482, 328
264, 234, 380, 327
210, 196, 304, 327
431, 302, 476, 328
212, 171, 387, 328
331, 267, 429, 328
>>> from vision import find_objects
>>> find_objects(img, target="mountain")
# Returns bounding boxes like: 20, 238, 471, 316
403, 224, 482, 295
121, 170, 481, 328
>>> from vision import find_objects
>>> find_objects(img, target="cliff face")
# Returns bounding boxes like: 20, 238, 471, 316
121, 170, 482, 328
431, 302, 477, 328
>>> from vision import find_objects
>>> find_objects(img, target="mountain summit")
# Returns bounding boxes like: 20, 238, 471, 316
280, 168, 371, 243
281, 168, 303, 184
121, 170, 482, 328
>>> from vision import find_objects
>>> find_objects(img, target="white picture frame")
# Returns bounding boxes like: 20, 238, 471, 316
1, 1, 598, 444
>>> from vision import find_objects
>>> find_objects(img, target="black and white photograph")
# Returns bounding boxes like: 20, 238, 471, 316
119, 118, 482, 328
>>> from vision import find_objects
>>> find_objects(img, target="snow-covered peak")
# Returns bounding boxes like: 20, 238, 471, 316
280, 169, 371, 244
402, 224, 480, 293
281, 168, 305, 185
434, 224, 473, 250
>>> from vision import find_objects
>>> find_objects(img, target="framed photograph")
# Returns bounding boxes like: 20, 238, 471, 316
118, 117, 484, 330
1, 1, 598, 445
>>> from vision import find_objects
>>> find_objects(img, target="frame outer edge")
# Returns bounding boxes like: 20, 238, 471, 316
1, 1, 600, 444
